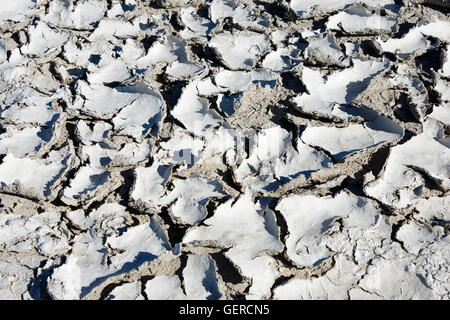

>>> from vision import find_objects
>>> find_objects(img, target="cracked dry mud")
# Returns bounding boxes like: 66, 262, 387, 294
0, 0, 449, 300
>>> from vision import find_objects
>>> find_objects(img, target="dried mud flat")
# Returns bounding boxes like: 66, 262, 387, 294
0, 0, 449, 300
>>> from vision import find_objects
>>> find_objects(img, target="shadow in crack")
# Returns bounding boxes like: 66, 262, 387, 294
344, 77, 377, 103
344, 62, 388, 103
202, 266, 222, 300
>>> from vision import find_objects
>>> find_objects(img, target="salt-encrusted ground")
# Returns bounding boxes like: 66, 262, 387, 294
0, 0, 449, 300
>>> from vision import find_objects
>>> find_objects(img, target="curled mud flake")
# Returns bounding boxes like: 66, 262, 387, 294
208, 31, 271, 71
276, 192, 386, 268
327, 4, 397, 35
365, 122, 450, 209
301, 115, 404, 161
0, 0, 38, 24
47, 219, 169, 299
292, 59, 390, 116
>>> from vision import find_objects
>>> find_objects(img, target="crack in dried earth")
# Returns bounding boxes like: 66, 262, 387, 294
0, 0, 449, 300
